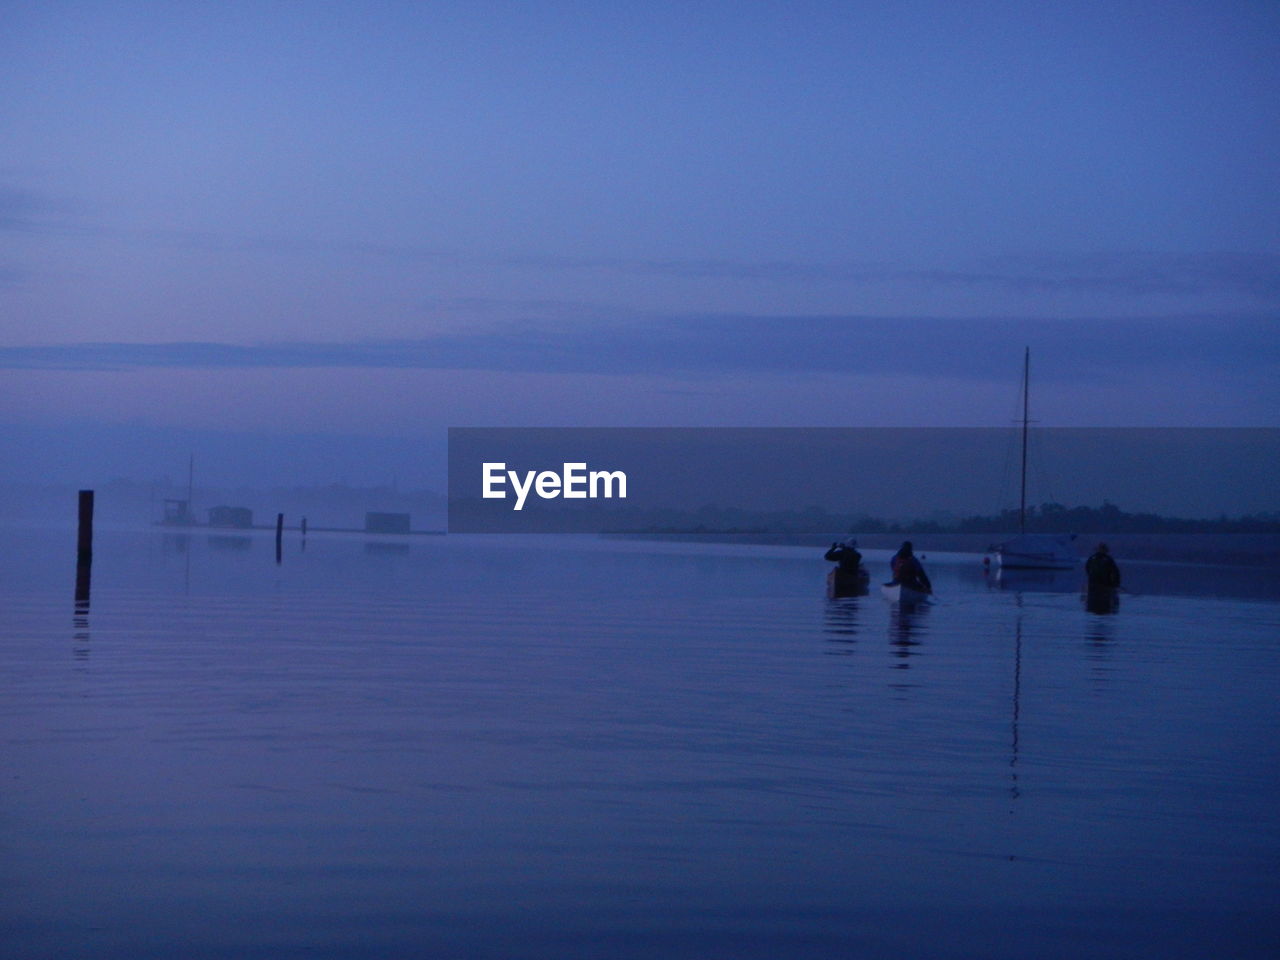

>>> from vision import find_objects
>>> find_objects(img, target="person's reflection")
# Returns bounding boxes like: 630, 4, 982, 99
823, 598, 860, 651
885, 603, 926, 697
1085, 609, 1118, 648
888, 602, 926, 666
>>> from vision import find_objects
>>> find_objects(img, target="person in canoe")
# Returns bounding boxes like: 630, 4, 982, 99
890, 541, 932, 594
824, 538, 863, 571
824, 538, 868, 596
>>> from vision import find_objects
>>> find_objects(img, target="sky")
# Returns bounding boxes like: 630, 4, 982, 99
2, 1, 1278, 505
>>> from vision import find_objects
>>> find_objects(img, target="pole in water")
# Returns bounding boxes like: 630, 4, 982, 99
275, 513, 284, 565
75, 561, 92, 608
77, 490, 94, 564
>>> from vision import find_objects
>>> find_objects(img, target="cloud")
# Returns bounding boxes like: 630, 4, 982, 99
1, 314, 1275, 385
6, 182, 1273, 306
0, 185, 46, 232
946, 253, 1280, 299
463, 251, 1280, 302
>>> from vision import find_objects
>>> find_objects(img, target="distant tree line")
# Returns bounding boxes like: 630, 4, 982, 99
614, 501, 1280, 535
857, 502, 1280, 535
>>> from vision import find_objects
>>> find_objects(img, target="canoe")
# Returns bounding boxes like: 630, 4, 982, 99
881, 582, 931, 604
827, 566, 870, 598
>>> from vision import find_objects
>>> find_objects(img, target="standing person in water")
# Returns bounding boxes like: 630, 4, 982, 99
890, 541, 932, 594
1084, 542, 1122, 614
1085, 543, 1122, 589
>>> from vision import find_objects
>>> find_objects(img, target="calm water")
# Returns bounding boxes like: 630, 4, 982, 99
2, 526, 1277, 959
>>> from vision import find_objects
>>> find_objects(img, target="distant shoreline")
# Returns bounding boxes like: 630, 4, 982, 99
609, 531, 1280, 567
155, 521, 446, 536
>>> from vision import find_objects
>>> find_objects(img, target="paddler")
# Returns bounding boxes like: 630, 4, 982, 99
824, 538, 863, 571
890, 541, 932, 594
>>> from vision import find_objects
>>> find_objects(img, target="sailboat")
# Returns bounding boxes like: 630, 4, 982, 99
991, 349, 1078, 570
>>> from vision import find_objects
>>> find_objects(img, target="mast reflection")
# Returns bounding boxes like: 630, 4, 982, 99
1010, 615, 1022, 801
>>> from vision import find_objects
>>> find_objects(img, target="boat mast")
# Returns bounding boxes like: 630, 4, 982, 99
1019, 347, 1029, 535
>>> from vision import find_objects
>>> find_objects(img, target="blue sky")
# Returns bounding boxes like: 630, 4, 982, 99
2, 1, 1278, 495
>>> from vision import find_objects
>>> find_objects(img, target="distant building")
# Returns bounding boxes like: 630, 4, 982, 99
208, 505, 254, 528
365, 511, 411, 534
162, 499, 194, 525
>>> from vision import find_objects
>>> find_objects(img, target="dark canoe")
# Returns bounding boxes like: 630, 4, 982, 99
827, 565, 870, 598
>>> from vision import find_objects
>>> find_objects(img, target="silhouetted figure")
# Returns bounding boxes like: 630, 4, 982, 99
1085, 542, 1121, 613
890, 541, 932, 594
1085, 543, 1121, 589
825, 538, 868, 598
824, 538, 863, 570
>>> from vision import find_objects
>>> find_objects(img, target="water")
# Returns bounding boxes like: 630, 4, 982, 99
2, 527, 1277, 959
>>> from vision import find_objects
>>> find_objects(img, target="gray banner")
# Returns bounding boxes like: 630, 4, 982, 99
447, 427, 1278, 533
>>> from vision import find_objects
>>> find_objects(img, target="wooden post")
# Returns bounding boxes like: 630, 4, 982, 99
75, 561, 92, 609
75, 490, 93, 642
301, 517, 308, 537
77, 490, 94, 564
275, 513, 284, 564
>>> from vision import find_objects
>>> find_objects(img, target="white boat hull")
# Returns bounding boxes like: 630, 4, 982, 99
881, 582, 931, 604
993, 533, 1078, 570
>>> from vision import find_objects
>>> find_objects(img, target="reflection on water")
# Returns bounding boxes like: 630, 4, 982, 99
992, 565, 1081, 593
1085, 609, 1119, 647
886, 599, 928, 700
985, 555, 1279, 603
822, 597, 860, 648
208, 534, 253, 551
1009, 616, 1022, 802
888, 599, 927, 659
2, 528, 1278, 960
1085, 584, 1120, 615
72, 558, 90, 659
364, 539, 412, 555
